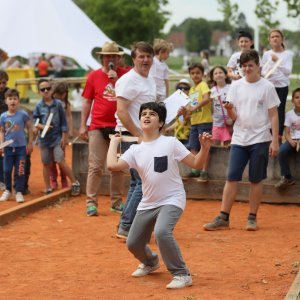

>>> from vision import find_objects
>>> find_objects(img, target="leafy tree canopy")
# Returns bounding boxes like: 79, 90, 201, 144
74, 0, 169, 47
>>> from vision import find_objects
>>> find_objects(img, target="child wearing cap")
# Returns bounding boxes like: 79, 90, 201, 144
227, 31, 255, 81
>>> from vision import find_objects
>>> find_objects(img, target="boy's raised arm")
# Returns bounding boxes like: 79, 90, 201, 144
182, 133, 212, 169
107, 136, 129, 172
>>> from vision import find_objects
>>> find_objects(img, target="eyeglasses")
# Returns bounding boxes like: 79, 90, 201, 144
40, 87, 51, 92
177, 86, 190, 91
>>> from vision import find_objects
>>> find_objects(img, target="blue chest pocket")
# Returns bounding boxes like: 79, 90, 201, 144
154, 156, 168, 173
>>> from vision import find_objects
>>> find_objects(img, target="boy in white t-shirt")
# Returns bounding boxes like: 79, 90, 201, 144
107, 102, 211, 289
149, 39, 172, 102
203, 50, 280, 232
275, 88, 300, 189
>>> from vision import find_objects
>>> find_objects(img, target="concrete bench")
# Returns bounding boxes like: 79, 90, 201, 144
72, 142, 300, 204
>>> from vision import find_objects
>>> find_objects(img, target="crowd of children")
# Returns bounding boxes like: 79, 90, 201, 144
0, 71, 80, 202
0, 30, 298, 290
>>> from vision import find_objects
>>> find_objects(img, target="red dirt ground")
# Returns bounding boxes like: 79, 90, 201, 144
0, 146, 299, 299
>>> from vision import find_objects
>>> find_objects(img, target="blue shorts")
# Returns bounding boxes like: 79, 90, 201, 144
227, 142, 270, 183
188, 122, 212, 151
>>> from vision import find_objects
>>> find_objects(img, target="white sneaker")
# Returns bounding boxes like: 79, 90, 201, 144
15, 192, 24, 203
0, 190, 11, 201
166, 275, 193, 289
0, 182, 6, 191
131, 262, 160, 277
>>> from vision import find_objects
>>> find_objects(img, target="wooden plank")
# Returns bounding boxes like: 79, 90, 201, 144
284, 270, 300, 300
15, 77, 87, 87
0, 188, 71, 226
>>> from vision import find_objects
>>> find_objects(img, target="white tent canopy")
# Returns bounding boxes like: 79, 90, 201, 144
0, 0, 128, 69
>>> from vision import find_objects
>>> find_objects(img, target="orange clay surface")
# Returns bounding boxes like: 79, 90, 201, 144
0, 146, 299, 300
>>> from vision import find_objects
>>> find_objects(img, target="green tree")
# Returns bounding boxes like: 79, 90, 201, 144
74, 0, 169, 47
185, 18, 212, 52
283, 0, 300, 17
255, 0, 280, 47
217, 0, 239, 30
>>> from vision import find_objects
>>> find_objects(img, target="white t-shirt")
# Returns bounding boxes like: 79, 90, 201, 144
261, 49, 293, 87
227, 51, 244, 77
115, 69, 156, 131
149, 56, 169, 98
71, 88, 84, 110
284, 109, 300, 139
211, 84, 231, 127
227, 77, 280, 146
120, 135, 190, 211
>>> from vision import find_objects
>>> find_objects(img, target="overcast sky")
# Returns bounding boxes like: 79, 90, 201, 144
163, 0, 300, 33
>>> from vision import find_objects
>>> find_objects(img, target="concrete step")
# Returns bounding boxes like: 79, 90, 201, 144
72, 142, 300, 205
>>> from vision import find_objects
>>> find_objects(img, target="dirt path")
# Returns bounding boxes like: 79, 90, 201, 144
0, 147, 299, 299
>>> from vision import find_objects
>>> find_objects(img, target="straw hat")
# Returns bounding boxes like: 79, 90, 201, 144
96, 41, 124, 55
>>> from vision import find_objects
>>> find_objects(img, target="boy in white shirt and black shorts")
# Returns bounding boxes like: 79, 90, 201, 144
203, 49, 280, 231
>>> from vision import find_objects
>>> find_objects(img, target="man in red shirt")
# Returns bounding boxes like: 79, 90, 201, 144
37, 54, 49, 77
79, 41, 129, 216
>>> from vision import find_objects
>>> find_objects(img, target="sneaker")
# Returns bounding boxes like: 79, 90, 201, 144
0, 190, 11, 201
186, 170, 200, 178
203, 216, 229, 231
61, 178, 69, 188
0, 182, 6, 191
43, 188, 53, 195
71, 181, 80, 196
116, 227, 129, 240
50, 177, 58, 190
15, 192, 24, 203
166, 275, 193, 289
246, 219, 258, 231
131, 261, 160, 277
86, 204, 98, 216
110, 203, 124, 213
197, 170, 209, 182
275, 177, 295, 189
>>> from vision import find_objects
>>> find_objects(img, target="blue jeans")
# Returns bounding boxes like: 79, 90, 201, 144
120, 168, 142, 231
4, 146, 27, 193
275, 86, 288, 136
120, 140, 143, 232
278, 141, 297, 177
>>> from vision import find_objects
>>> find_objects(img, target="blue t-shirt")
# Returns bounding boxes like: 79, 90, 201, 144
0, 110, 30, 147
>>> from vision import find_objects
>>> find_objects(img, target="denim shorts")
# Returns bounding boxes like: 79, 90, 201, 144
40, 144, 65, 165
227, 142, 270, 183
188, 122, 212, 151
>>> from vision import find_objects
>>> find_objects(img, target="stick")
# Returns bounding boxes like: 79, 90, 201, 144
296, 140, 300, 152
265, 58, 282, 79
33, 118, 40, 145
109, 134, 139, 142
0, 139, 14, 149
41, 113, 54, 138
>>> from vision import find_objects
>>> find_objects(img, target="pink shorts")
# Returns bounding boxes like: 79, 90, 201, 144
212, 126, 232, 142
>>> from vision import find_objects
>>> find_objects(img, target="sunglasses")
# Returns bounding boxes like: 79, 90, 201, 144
40, 87, 51, 92
177, 86, 190, 91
